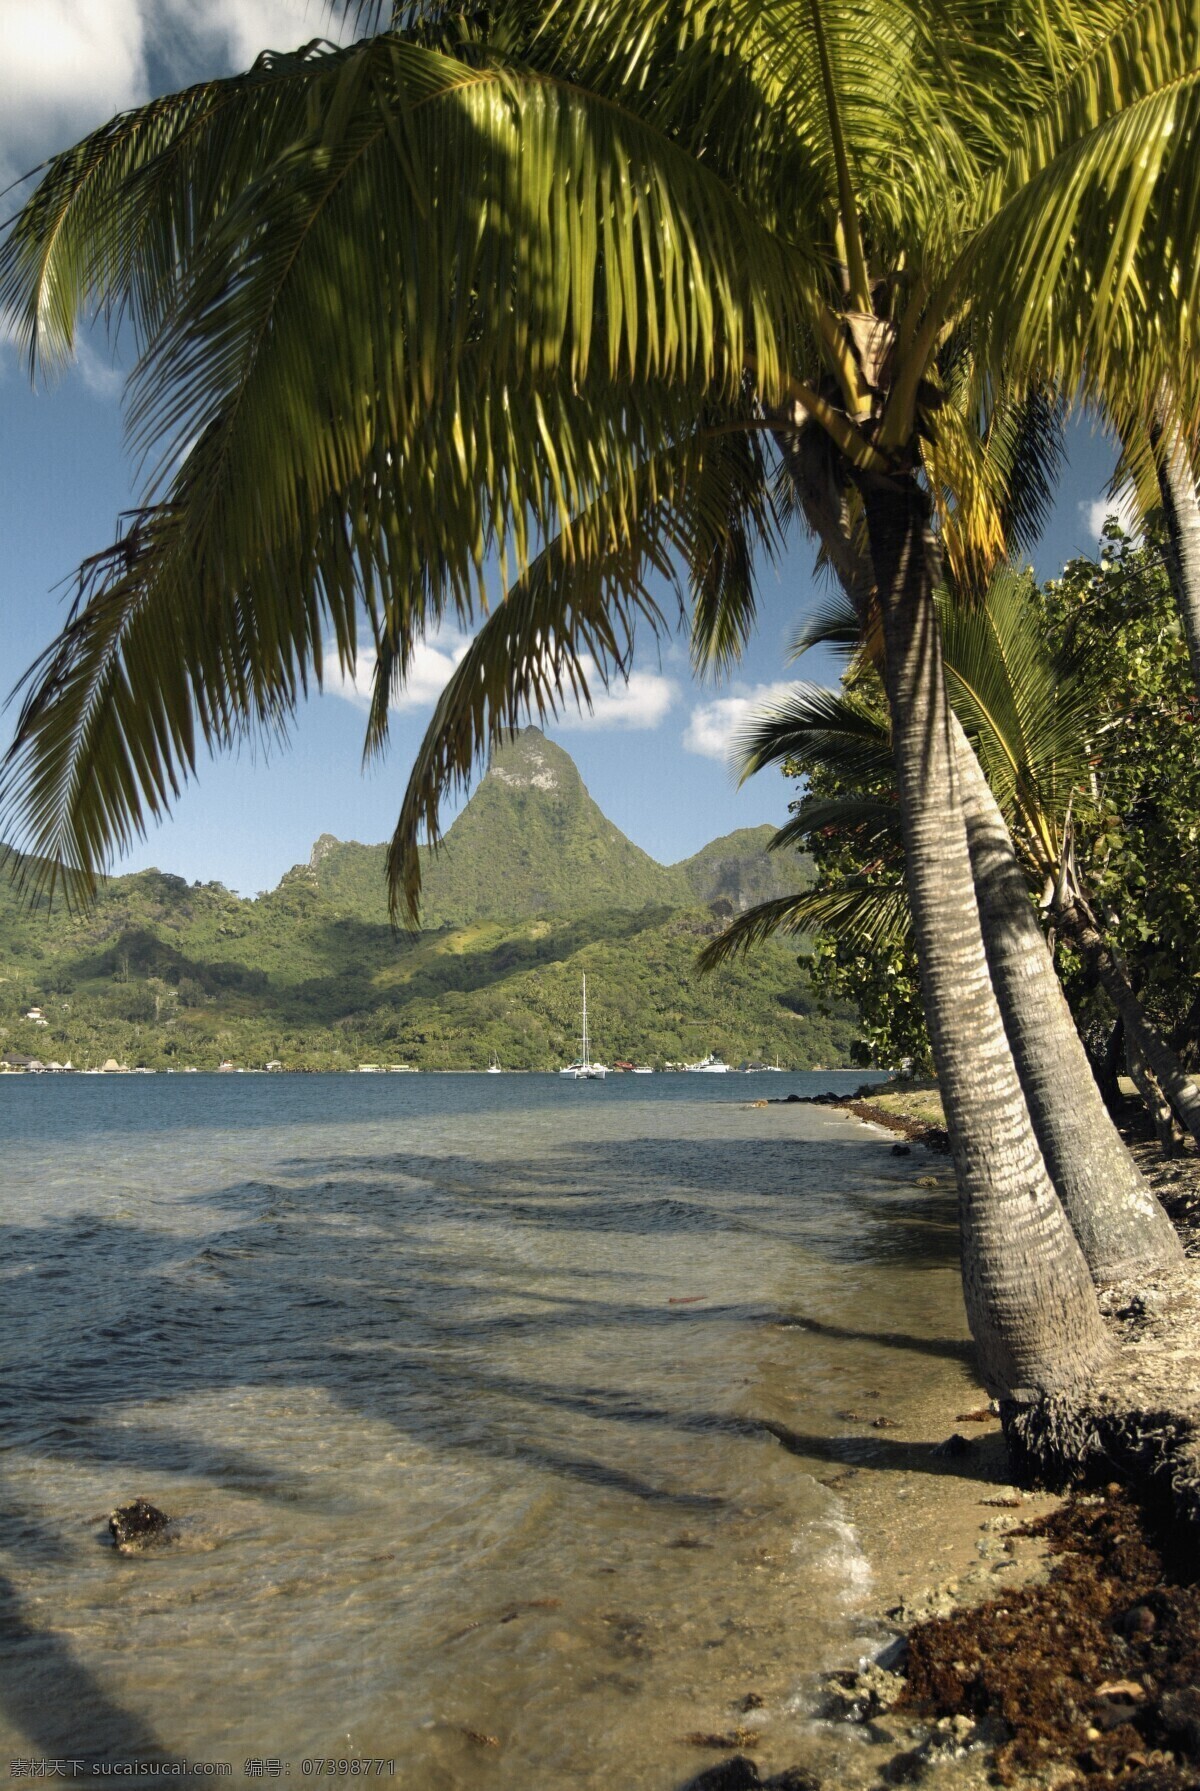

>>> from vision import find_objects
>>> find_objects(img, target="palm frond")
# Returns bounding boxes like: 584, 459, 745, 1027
0, 504, 298, 901
956, 0, 1200, 418
698, 876, 910, 971
789, 590, 862, 660
734, 682, 892, 783
770, 792, 901, 855
686, 416, 785, 679
0, 38, 345, 372
939, 566, 1103, 859
984, 381, 1071, 561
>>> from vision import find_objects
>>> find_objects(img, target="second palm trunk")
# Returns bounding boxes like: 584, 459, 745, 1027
859, 471, 1110, 1399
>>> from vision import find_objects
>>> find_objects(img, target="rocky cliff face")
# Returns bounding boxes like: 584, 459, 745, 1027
487, 731, 564, 792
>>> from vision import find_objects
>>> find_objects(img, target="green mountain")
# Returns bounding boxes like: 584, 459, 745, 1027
0, 730, 853, 1071
673, 825, 802, 911
305, 729, 803, 925
303, 728, 676, 925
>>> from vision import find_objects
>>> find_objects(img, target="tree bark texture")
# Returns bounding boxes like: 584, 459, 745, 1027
1057, 897, 1200, 1148
953, 721, 1182, 1280
859, 472, 1110, 1399
1126, 1046, 1184, 1157
1150, 401, 1200, 699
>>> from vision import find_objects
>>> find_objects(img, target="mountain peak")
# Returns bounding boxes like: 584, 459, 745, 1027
310, 832, 342, 867
487, 726, 577, 794
298, 733, 803, 927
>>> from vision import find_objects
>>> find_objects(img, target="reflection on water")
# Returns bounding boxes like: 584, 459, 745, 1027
0, 1073, 977, 1787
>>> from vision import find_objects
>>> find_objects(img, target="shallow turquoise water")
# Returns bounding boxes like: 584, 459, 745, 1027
0, 1072, 974, 1788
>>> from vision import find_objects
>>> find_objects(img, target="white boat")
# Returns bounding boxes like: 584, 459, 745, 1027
630, 1065, 654, 1074
560, 976, 607, 1079
487, 1053, 503, 1074
685, 1052, 733, 1073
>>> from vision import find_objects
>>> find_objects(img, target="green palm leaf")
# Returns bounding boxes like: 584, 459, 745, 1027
735, 682, 893, 784
940, 567, 1103, 860
698, 877, 910, 970
0, 38, 346, 371
951, 1, 1200, 419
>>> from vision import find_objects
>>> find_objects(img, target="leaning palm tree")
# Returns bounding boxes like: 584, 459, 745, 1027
718, 574, 1200, 1161
5, 0, 1200, 1397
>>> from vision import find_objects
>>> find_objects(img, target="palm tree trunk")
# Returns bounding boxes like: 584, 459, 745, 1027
1150, 402, 1200, 697
858, 471, 1110, 1398
953, 721, 1182, 1280
1126, 1045, 1184, 1158
1057, 893, 1200, 1147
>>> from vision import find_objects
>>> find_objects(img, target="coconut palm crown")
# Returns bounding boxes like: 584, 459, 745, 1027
0, 0, 1197, 911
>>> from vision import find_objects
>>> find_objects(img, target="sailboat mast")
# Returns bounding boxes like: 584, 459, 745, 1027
582, 974, 589, 1068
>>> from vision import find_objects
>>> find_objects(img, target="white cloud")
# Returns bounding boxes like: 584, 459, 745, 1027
0, 1, 148, 189
325, 638, 678, 731
324, 632, 474, 714
0, 312, 125, 397
554, 658, 679, 731
0, 1, 349, 191
1080, 488, 1140, 542
73, 336, 125, 399
683, 682, 795, 762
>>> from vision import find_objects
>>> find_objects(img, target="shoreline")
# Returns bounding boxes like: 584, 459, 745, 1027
799, 1089, 1200, 1791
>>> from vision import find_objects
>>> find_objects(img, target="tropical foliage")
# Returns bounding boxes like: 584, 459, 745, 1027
730, 526, 1200, 1080
0, 860, 851, 1073
1039, 524, 1200, 1067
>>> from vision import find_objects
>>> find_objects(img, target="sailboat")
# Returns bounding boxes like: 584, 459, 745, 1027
559, 975, 607, 1080
487, 1052, 503, 1074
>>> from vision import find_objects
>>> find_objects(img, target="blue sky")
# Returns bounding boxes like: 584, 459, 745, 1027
1, 1, 1127, 897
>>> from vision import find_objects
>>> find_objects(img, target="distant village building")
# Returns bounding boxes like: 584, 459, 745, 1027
24, 1007, 48, 1026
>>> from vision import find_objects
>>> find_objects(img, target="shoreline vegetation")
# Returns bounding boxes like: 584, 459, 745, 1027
780, 1085, 1200, 1791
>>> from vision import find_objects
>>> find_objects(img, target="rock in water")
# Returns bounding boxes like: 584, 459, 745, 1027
679, 1763, 821, 1791
109, 1498, 170, 1553
680, 1761, 762, 1791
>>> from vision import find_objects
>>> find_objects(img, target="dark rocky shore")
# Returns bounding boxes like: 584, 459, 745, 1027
897, 1485, 1200, 1788
800, 1088, 951, 1155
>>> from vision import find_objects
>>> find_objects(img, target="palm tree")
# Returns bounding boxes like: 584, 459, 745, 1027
6, 0, 1200, 1395
709, 575, 1187, 1279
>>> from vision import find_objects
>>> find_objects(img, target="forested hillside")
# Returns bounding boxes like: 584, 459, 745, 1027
0, 730, 855, 1070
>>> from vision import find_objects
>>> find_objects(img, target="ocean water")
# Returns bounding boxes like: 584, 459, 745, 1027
0, 1071, 977, 1787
